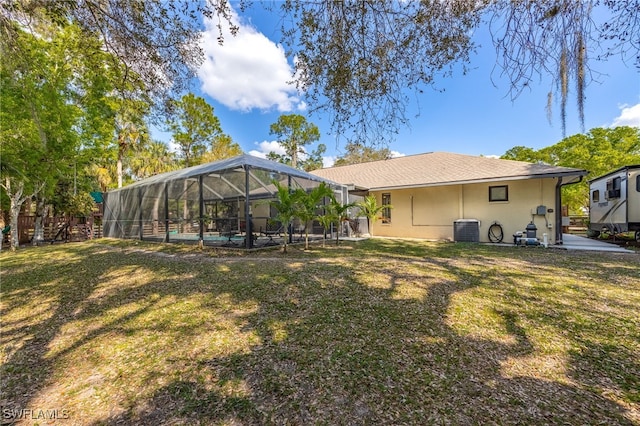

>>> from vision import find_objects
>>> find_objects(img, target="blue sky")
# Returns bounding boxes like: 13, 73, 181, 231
161, 3, 640, 167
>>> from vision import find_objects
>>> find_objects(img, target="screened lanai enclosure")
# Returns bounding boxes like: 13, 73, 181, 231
103, 155, 348, 249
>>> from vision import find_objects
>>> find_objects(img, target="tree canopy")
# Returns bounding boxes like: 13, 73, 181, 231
268, 114, 324, 171
334, 143, 393, 166
0, 23, 120, 245
501, 126, 640, 213
167, 94, 225, 167
2, 1, 637, 146
277, 0, 639, 144
0, 0, 238, 113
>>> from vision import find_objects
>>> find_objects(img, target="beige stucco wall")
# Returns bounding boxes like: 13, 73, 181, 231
370, 177, 559, 243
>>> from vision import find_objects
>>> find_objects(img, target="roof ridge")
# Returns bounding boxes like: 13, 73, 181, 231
321, 151, 438, 170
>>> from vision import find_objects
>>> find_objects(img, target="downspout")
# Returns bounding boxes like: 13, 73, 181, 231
555, 177, 563, 244
556, 175, 585, 244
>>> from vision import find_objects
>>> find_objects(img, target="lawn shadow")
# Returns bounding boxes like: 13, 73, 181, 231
103, 248, 636, 423
1, 241, 637, 424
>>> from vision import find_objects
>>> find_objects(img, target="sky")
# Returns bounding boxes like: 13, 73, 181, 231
160, 3, 640, 168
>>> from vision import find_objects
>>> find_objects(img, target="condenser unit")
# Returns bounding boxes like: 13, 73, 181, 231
454, 219, 480, 243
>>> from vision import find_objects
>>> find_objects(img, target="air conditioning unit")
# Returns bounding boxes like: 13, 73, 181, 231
454, 219, 480, 243
607, 189, 621, 199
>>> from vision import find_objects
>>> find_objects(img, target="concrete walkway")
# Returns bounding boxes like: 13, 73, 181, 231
560, 233, 635, 253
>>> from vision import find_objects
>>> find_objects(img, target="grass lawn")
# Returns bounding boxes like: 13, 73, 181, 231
1, 239, 639, 425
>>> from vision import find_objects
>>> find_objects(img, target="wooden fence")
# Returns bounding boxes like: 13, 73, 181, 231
6, 203, 103, 245
13, 215, 103, 245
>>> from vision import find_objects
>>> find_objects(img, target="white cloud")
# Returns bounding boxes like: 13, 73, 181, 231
248, 140, 286, 159
390, 151, 406, 158
611, 103, 640, 127
248, 141, 332, 170
322, 156, 335, 168
198, 9, 302, 112
247, 150, 267, 159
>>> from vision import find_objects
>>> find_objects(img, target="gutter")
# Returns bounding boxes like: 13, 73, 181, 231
361, 171, 587, 192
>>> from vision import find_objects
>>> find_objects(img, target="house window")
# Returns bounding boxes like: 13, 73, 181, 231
381, 193, 391, 223
489, 185, 508, 202
592, 190, 600, 203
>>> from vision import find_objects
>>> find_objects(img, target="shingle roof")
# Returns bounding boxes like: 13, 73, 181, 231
310, 152, 587, 190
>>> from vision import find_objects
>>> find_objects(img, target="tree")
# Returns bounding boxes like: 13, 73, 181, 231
201, 134, 243, 163
130, 141, 178, 180
313, 193, 349, 248
279, 1, 638, 144
334, 142, 393, 166
315, 208, 334, 248
292, 182, 334, 250
0, 24, 109, 248
281, 1, 481, 147
328, 199, 356, 246
167, 94, 224, 167
501, 146, 548, 165
0, 1, 236, 111
269, 181, 298, 253
114, 101, 149, 187
501, 126, 640, 213
488, 1, 639, 136
3, 1, 637, 165
356, 195, 392, 237
268, 114, 321, 169
4, 1, 638, 148
300, 143, 326, 172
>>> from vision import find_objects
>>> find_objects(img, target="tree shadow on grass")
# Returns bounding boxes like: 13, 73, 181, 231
1, 241, 637, 424
103, 250, 636, 424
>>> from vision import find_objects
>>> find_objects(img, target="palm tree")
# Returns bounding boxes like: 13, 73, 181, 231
329, 198, 356, 246
356, 194, 392, 237
315, 210, 334, 248
293, 182, 334, 250
269, 181, 297, 253
115, 113, 145, 188
130, 140, 178, 179
113, 99, 150, 187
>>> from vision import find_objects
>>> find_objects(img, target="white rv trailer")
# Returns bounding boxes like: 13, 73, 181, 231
588, 165, 640, 242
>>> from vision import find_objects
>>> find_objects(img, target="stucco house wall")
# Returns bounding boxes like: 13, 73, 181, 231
311, 152, 586, 245
370, 177, 559, 243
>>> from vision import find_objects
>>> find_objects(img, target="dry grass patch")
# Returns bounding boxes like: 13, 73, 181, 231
1, 239, 638, 425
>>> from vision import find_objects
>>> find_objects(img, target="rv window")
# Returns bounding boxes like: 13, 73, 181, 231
592, 190, 600, 203
606, 177, 621, 199
381, 193, 391, 223
489, 185, 508, 202
637, 175, 640, 192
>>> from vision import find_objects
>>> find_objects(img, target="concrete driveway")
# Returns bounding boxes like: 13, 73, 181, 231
560, 234, 635, 253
